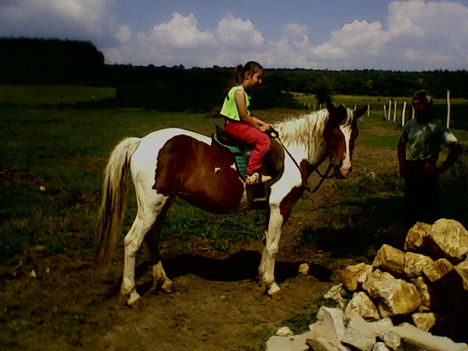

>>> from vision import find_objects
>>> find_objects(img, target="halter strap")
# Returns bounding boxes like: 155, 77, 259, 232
270, 129, 335, 194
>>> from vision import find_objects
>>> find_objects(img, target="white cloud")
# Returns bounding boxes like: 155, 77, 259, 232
0, 0, 113, 39
304, 0, 468, 69
1, 0, 466, 70
215, 15, 264, 50
150, 13, 213, 49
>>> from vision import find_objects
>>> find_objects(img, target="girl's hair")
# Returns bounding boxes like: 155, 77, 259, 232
232, 61, 264, 85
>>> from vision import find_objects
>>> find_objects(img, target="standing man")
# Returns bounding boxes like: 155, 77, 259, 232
397, 90, 462, 225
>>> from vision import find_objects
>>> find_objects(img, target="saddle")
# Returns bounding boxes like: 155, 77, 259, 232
212, 125, 285, 208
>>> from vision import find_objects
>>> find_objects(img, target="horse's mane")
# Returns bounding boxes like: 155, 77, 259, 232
273, 109, 330, 143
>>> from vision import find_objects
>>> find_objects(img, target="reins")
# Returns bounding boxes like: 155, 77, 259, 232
269, 129, 335, 193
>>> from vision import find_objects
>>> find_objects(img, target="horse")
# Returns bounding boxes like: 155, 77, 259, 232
95, 101, 367, 305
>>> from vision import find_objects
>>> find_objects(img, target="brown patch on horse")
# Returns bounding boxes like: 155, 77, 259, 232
263, 138, 285, 179
153, 135, 245, 213
324, 104, 347, 167
279, 185, 304, 219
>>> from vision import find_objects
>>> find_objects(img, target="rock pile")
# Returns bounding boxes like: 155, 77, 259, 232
266, 218, 468, 351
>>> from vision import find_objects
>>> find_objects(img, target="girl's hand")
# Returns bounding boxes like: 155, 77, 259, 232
257, 121, 272, 133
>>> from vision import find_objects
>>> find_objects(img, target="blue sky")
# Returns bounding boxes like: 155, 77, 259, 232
0, 0, 467, 70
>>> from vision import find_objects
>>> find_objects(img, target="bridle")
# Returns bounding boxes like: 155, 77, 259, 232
270, 129, 340, 194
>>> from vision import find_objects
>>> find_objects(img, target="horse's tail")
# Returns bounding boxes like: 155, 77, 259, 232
95, 137, 141, 275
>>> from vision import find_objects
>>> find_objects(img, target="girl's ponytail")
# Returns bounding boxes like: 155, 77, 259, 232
233, 64, 244, 85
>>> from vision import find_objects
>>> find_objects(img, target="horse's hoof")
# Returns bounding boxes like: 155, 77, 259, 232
127, 290, 141, 306
160, 280, 175, 294
267, 282, 281, 296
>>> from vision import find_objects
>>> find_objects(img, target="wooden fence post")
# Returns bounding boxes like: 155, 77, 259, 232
367, 104, 370, 118
393, 100, 397, 122
383, 105, 387, 120
446, 90, 451, 128
402, 101, 407, 127
388, 100, 392, 121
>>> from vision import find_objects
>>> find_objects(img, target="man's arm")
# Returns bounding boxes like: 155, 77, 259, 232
437, 141, 462, 174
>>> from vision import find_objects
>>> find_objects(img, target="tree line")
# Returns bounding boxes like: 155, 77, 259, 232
1, 38, 467, 111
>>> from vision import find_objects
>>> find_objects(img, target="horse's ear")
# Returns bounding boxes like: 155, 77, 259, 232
326, 100, 337, 114
354, 106, 367, 119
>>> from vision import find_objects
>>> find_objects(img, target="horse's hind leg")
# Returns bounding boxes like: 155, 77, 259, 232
121, 196, 169, 305
145, 200, 174, 294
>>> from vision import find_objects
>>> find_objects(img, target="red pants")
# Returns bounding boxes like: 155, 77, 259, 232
224, 121, 270, 175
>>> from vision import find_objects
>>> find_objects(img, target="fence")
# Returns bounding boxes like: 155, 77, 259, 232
382, 90, 452, 128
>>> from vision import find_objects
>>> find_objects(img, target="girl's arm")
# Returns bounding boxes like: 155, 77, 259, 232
234, 90, 272, 132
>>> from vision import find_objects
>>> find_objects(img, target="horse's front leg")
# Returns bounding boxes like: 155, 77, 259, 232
259, 204, 284, 296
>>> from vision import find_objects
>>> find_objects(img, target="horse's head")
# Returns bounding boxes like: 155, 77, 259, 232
324, 101, 367, 178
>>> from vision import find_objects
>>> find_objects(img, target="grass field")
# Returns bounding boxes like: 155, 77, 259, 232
0, 85, 466, 262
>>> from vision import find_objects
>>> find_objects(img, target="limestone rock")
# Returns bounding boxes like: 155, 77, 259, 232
340, 263, 372, 292
372, 342, 390, 351
276, 326, 294, 336
455, 259, 468, 291
404, 252, 434, 278
344, 291, 380, 321
411, 276, 433, 311
423, 258, 454, 283
381, 330, 401, 350
392, 322, 468, 351
307, 307, 349, 351
316, 306, 346, 340
411, 312, 436, 332
298, 263, 309, 275
362, 270, 421, 317
425, 219, 468, 263
266, 333, 309, 351
324, 284, 347, 309
404, 222, 431, 251
341, 313, 376, 351
372, 244, 405, 276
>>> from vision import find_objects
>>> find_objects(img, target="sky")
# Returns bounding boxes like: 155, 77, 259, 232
0, 0, 467, 71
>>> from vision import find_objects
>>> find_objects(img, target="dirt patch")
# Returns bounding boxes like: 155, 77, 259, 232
0, 125, 405, 351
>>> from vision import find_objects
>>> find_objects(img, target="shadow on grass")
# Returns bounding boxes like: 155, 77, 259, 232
299, 196, 408, 258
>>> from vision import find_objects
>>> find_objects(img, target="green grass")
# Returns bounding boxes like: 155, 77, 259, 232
0, 97, 253, 261
1, 86, 466, 262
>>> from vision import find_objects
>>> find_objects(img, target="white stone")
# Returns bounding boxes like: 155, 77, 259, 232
276, 326, 294, 336
344, 291, 380, 321
266, 333, 309, 351
341, 312, 377, 351
404, 252, 434, 278
411, 312, 436, 332
340, 263, 372, 292
323, 284, 347, 309
426, 219, 468, 263
372, 342, 390, 351
316, 306, 346, 340
362, 270, 421, 316
372, 244, 405, 276
298, 263, 309, 275
391, 322, 468, 351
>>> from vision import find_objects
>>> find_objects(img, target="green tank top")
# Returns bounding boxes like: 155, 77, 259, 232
220, 85, 250, 121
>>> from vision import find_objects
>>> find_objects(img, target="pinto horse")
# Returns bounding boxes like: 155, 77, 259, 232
95, 102, 366, 305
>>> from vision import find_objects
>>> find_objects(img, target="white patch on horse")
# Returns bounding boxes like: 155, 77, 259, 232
214, 167, 221, 173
